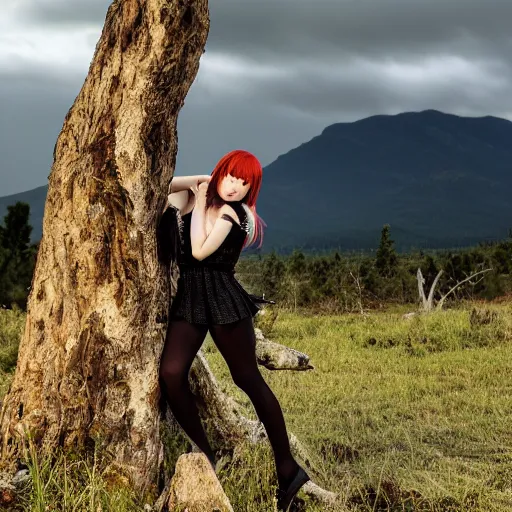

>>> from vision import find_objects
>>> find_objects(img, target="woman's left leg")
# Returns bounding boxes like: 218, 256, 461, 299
209, 316, 300, 491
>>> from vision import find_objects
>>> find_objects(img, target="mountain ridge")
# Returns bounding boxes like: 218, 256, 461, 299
2, 110, 511, 252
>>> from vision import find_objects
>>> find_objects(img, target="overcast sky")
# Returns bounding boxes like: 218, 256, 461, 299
1, 0, 512, 196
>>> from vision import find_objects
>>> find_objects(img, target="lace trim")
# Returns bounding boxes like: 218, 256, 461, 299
173, 206, 185, 253
240, 204, 251, 235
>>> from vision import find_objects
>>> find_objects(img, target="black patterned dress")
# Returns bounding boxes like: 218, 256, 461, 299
166, 200, 269, 325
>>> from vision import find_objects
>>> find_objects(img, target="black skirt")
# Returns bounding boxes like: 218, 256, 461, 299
169, 267, 262, 325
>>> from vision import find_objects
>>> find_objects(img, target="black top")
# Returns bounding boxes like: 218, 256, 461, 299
177, 200, 250, 272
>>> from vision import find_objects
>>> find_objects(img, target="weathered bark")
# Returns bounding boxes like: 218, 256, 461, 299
0, 0, 209, 494
416, 268, 444, 312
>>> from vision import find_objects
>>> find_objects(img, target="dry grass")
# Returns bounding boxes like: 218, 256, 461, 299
1, 301, 512, 510
205, 301, 512, 511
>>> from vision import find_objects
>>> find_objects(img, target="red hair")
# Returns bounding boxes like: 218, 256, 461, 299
206, 150, 266, 250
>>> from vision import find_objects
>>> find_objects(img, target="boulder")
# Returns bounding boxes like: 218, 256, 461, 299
167, 453, 233, 512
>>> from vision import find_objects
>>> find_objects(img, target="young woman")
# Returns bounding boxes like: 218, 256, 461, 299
156, 150, 309, 511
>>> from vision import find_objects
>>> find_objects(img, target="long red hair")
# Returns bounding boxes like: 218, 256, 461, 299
206, 150, 266, 250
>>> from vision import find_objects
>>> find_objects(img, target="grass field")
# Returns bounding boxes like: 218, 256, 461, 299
1, 301, 512, 511
206, 302, 512, 511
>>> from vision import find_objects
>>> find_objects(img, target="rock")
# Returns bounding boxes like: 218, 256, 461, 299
167, 453, 234, 512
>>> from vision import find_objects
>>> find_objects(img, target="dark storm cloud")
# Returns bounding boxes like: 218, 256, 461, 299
2, 0, 512, 196
0, 69, 83, 194
207, 0, 512, 62
16, 0, 512, 118
21, 0, 512, 61
20, 0, 110, 26
243, 56, 512, 116
200, 0, 512, 118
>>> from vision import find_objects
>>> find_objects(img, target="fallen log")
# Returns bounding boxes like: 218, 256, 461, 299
255, 328, 315, 371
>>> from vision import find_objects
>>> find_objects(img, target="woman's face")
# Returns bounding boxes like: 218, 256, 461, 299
217, 173, 251, 202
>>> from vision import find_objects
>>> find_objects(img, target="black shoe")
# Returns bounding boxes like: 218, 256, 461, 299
276, 465, 310, 511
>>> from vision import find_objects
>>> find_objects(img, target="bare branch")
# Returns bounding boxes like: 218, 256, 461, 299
436, 268, 493, 310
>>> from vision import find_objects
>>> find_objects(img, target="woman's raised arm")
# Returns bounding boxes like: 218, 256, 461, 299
168, 175, 210, 193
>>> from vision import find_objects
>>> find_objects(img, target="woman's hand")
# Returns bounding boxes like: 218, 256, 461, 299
191, 180, 209, 207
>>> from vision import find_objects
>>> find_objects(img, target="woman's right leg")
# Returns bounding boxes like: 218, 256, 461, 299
209, 317, 301, 491
158, 317, 215, 465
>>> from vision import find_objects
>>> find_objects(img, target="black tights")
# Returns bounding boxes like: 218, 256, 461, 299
158, 315, 299, 489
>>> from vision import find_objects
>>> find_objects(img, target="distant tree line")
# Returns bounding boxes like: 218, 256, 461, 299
1, 202, 511, 314
238, 224, 512, 313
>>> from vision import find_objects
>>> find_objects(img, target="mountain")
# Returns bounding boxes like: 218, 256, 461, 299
256, 109, 512, 252
1, 110, 511, 252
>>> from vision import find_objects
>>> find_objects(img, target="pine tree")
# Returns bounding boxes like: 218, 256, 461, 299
375, 224, 398, 277
0, 202, 38, 309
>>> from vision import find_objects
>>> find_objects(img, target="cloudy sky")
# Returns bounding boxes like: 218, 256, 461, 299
1, 0, 512, 196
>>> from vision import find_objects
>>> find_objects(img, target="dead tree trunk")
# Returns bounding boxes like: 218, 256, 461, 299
414, 267, 493, 314
0, 0, 209, 494
0, 0, 336, 507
